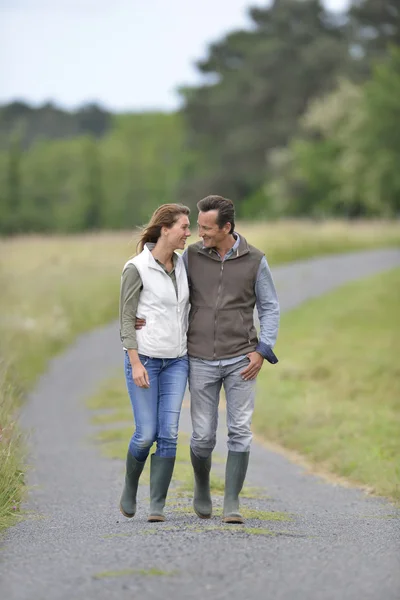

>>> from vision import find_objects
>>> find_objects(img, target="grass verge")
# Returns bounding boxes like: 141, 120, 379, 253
253, 268, 400, 501
0, 232, 137, 530
0, 364, 24, 530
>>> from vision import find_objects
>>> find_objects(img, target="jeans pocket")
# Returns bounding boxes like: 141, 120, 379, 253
138, 354, 150, 367
125, 352, 150, 370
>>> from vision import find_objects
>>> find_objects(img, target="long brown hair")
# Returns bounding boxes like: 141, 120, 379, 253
136, 203, 190, 253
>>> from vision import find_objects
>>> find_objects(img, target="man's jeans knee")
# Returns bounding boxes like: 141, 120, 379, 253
223, 359, 255, 453
189, 357, 255, 456
189, 358, 221, 458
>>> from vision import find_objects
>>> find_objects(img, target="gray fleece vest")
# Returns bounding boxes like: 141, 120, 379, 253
187, 235, 263, 360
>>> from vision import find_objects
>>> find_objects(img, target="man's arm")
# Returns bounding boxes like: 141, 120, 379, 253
255, 256, 280, 364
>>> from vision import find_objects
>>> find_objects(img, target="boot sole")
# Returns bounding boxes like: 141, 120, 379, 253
194, 509, 212, 519
147, 515, 165, 522
222, 515, 244, 524
194, 505, 212, 519
193, 498, 212, 519
119, 503, 135, 519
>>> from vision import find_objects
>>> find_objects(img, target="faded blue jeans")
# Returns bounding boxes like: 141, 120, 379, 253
124, 352, 188, 461
189, 356, 256, 459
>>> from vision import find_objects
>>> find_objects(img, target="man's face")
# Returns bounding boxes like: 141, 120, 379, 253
197, 210, 231, 248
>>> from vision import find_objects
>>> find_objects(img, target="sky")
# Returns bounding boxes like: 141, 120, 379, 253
1, 0, 350, 112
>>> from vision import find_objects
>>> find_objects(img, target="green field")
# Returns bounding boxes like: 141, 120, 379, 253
254, 268, 400, 501
1, 220, 399, 529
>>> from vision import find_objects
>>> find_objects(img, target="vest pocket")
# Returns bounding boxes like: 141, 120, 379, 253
188, 307, 214, 341
239, 310, 251, 343
216, 309, 254, 350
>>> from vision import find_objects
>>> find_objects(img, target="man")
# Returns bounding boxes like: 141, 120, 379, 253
137, 195, 279, 524
184, 195, 279, 524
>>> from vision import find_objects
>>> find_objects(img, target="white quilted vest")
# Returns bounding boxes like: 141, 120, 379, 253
123, 245, 189, 358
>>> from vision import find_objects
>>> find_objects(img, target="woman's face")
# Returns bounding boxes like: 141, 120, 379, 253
165, 215, 191, 250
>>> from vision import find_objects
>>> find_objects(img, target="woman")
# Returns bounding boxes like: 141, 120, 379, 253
119, 204, 191, 522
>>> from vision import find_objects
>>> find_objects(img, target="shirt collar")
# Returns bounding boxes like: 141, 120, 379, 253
145, 242, 177, 269
230, 233, 240, 255
203, 233, 240, 252
203, 233, 240, 260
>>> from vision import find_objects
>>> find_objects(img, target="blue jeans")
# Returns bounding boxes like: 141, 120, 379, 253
124, 352, 188, 461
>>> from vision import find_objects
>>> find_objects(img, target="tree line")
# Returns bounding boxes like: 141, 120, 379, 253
0, 0, 399, 234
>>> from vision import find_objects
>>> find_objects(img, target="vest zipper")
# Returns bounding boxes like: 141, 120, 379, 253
176, 269, 181, 357
213, 261, 224, 359
163, 265, 181, 356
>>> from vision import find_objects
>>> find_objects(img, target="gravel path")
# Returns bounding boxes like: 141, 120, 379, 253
1, 248, 400, 600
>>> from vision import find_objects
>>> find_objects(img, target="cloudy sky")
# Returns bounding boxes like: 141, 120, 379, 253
1, 0, 350, 112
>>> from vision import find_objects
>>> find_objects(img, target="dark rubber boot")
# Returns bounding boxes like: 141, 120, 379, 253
148, 454, 175, 522
119, 451, 146, 518
222, 451, 249, 524
190, 448, 212, 519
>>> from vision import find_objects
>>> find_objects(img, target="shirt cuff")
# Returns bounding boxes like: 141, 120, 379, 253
120, 336, 138, 350
256, 341, 279, 364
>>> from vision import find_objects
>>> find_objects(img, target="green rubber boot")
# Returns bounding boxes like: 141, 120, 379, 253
222, 450, 250, 524
119, 451, 146, 518
190, 448, 212, 519
148, 454, 176, 522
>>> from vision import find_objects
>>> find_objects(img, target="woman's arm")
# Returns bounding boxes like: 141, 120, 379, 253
119, 264, 142, 350
120, 265, 150, 388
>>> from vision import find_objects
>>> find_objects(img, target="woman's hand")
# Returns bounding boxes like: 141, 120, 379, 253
127, 349, 150, 388
132, 362, 150, 388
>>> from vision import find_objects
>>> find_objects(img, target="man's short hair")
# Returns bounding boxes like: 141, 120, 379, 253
197, 195, 235, 234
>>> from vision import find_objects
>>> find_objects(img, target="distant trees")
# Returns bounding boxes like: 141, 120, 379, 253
349, 0, 400, 61
0, 101, 111, 150
265, 45, 400, 218
179, 0, 358, 206
178, 0, 400, 217
0, 113, 188, 234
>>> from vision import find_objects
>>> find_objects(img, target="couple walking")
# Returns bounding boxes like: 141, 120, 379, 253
119, 195, 280, 524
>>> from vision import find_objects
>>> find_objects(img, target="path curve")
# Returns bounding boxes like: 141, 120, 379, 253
1, 248, 400, 600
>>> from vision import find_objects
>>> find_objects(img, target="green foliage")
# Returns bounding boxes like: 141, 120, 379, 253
349, 0, 400, 62
0, 137, 23, 234
267, 46, 400, 217
179, 0, 359, 207
0, 101, 111, 149
359, 46, 400, 214
0, 113, 188, 234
